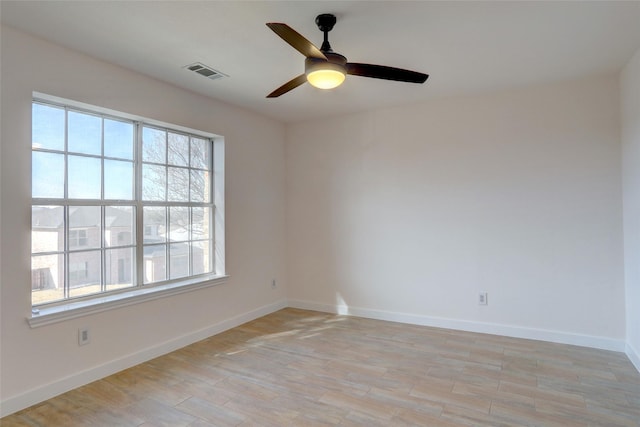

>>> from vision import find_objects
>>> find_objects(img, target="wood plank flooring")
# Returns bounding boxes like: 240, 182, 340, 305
2, 308, 639, 426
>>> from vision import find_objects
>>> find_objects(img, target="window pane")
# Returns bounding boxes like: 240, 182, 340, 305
104, 119, 133, 160
191, 240, 212, 275
142, 127, 166, 163
191, 207, 211, 240
32, 206, 64, 253
68, 111, 102, 155
105, 247, 134, 291
32, 151, 64, 198
32, 103, 65, 151
169, 206, 189, 242
168, 167, 189, 202
169, 243, 189, 279
106, 206, 134, 247
69, 250, 102, 298
142, 164, 166, 201
144, 244, 166, 283
32, 99, 219, 306
68, 155, 101, 199
190, 137, 210, 170
190, 170, 209, 202
69, 206, 101, 249
168, 133, 189, 166
31, 253, 64, 304
105, 159, 134, 200
143, 207, 166, 243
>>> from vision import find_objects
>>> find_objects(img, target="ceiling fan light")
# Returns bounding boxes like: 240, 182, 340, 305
305, 59, 346, 89
307, 69, 346, 89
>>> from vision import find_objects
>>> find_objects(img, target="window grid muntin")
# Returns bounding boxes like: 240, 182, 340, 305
32, 99, 215, 308
140, 204, 214, 285
32, 102, 136, 202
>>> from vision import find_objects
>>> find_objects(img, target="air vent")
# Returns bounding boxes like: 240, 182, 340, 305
184, 62, 228, 81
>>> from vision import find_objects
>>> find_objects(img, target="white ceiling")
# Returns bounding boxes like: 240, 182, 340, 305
2, 1, 640, 124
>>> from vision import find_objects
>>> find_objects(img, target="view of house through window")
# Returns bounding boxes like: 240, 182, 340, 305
31, 98, 217, 307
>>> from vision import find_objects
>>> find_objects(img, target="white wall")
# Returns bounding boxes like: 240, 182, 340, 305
0, 26, 287, 415
621, 48, 640, 370
286, 75, 625, 349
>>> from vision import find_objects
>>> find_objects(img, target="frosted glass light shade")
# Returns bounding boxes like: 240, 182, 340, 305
307, 69, 346, 89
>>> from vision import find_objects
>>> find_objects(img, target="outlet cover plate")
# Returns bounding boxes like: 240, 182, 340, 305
78, 328, 90, 346
479, 293, 488, 305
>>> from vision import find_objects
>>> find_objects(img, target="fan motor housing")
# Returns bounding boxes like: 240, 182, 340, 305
305, 52, 347, 74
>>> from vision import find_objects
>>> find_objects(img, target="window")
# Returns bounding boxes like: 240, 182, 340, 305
31, 95, 224, 311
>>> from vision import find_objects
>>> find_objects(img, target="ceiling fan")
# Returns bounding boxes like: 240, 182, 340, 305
266, 13, 429, 98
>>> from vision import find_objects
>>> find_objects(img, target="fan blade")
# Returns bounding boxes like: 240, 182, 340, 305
346, 63, 428, 84
267, 74, 307, 98
266, 23, 327, 60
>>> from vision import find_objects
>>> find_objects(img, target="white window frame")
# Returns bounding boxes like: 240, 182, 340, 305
29, 93, 226, 327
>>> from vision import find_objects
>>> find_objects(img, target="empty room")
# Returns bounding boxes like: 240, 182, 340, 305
1, 1, 639, 425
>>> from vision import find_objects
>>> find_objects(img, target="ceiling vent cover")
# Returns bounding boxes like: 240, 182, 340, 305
184, 62, 228, 81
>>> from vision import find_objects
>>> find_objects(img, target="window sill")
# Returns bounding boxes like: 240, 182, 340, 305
28, 275, 229, 328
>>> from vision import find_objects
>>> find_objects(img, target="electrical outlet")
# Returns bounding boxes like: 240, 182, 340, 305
78, 328, 90, 346
478, 292, 488, 305
271, 279, 277, 289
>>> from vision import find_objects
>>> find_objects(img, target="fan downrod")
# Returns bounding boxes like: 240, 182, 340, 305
316, 14, 337, 52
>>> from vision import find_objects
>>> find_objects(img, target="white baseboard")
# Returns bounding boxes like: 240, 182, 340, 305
0, 299, 288, 418
627, 342, 640, 373
288, 299, 627, 353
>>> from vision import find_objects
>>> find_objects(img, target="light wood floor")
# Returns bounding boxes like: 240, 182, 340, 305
2, 308, 639, 426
